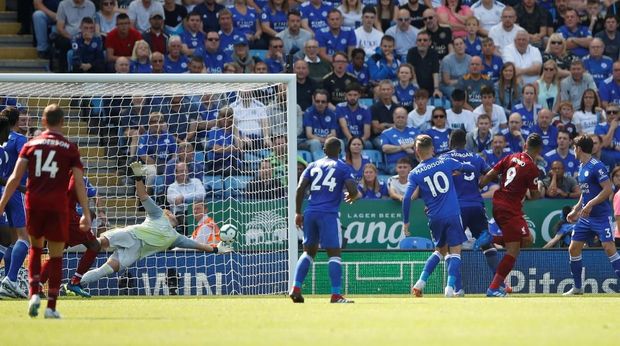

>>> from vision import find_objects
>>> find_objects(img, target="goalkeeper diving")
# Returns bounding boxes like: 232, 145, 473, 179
80, 162, 232, 286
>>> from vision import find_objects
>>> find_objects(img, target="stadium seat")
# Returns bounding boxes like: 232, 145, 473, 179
203, 175, 224, 192
363, 149, 384, 170
224, 175, 253, 198
399, 237, 434, 250
359, 98, 374, 107
299, 150, 313, 163
194, 151, 205, 163
66, 50, 73, 72
312, 150, 326, 161
378, 174, 392, 184
428, 97, 451, 109
250, 49, 268, 61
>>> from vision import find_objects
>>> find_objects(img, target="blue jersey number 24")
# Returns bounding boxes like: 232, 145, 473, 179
310, 167, 337, 192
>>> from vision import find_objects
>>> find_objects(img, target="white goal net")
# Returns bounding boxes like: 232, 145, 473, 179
0, 74, 298, 296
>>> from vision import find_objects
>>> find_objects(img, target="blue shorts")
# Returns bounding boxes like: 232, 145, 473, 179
460, 206, 488, 238
5, 191, 26, 228
428, 214, 467, 248
303, 211, 341, 249
572, 216, 615, 243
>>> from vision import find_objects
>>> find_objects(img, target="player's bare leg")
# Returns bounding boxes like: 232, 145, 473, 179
487, 241, 521, 297
289, 244, 318, 303
64, 239, 101, 298
564, 240, 586, 296
326, 247, 353, 303
412, 246, 448, 297
30, 238, 65, 319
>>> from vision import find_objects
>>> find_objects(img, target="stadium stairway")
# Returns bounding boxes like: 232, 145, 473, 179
0, 0, 48, 73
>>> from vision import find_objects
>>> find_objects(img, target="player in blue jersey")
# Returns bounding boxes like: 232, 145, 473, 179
402, 134, 474, 297
290, 137, 360, 304
0, 115, 12, 274
563, 135, 620, 295
442, 129, 510, 295
0, 107, 29, 299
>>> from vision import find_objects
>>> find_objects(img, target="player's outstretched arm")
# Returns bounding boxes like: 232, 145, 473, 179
479, 168, 499, 189
171, 235, 232, 254
343, 179, 360, 204
0, 158, 27, 213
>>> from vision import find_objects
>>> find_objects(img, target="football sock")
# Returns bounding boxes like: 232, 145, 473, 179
3, 245, 13, 276
81, 263, 115, 285
608, 253, 620, 278
420, 251, 443, 283
27, 246, 42, 297
570, 255, 583, 289
40, 259, 50, 284
446, 254, 462, 290
8, 239, 29, 281
72, 248, 99, 284
292, 252, 313, 289
46, 257, 62, 311
489, 254, 516, 289
328, 256, 342, 295
0, 244, 5, 264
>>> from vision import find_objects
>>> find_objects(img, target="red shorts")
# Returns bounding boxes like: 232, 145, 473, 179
27, 209, 69, 243
66, 219, 96, 247
492, 205, 530, 243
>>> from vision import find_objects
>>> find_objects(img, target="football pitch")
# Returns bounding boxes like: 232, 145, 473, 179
1, 295, 619, 346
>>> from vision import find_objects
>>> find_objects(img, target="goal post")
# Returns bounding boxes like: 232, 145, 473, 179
0, 73, 298, 295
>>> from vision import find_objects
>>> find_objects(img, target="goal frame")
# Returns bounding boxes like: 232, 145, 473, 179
0, 73, 299, 290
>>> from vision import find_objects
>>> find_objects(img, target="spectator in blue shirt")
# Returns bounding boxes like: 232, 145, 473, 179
317, 9, 357, 63
595, 103, 620, 168
161, 95, 197, 143
301, 89, 339, 153
218, 8, 244, 54
599, 61, 620, 108
164, 141, 204, 186
193, 0, 224, 33
200, 31, 232, 73
557, 8, 593, 58
206, 106, 243, 176
424, 106, 452, 156
336, 83, 372, 148
393, 63, 418, 112
358, 163, 388, 199
129, 39, 153, 73
229, 0, 265, 49
71, 17, 105, 73
582, 38, 613, 88
501, 112, 530, 153
164, 35, 190, 73
481, 37, 503, 83
300, 0, 332, 34
263, 37, 286, 73
482, 133, 512, 168
137, 112, 178, 186
346, 48, 371, 96
380, 106, 419, 174
368, 35, 401, 83
530, 108, 558, 154
181, 12, 206, 56
260, 0, 289, 41
543, 130, 580, 177
345, 136, 371, 181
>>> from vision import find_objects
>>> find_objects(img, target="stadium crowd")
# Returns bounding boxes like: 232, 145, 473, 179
6, 0, 620, 245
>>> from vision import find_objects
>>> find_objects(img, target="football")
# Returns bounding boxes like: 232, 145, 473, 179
219, 224, 238, 242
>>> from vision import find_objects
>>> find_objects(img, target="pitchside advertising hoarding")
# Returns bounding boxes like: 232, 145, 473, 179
200, 199, 576, 249
62, 250, 618, 296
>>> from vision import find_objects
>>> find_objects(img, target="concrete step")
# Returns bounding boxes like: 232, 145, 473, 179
103, 197, 139, 214
0, 34, 32, 46
0, 47, 38, 59
87, 173, 122, 187
83, 159, 118, 170
0, 59, 48, 72
68, 135, 102, 147
65, 120, 90, 137
0, 11, 16, 22
98, 185, 134, 197
0, 22, 21, 35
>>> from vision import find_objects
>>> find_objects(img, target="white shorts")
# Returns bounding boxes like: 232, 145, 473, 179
104, 229, 142, 268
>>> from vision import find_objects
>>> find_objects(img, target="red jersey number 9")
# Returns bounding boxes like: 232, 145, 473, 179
34, 149, 59, 178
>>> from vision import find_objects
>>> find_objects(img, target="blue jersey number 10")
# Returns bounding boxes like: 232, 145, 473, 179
423, 171, 450, 197
310, 167, 337, 192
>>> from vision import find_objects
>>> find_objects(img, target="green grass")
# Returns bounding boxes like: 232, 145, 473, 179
1, 295, 619, 346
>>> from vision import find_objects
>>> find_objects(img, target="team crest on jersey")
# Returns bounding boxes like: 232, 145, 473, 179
568, 162, 574, 168
322, 11, 327, 16
356, 115, 362, 120
584, 171, 589, 177
217, 55, 222, 61
325, 116, 331, 122
602, 63, 608, 68
439, 32, 446, 39
182, 63, 187, 68
91, 42, 97, 48
341, 38, 347, 44
409, 90, 414, 95
192, 41, 197, 47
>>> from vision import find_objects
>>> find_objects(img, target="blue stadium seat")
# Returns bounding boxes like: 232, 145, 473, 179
363, 149, 384, 169
359, 98, 374, 107
299, 150, 313, 163
66, 50, 73, 72
378, 174, 392, 184
203, 175, 224, 199
399, 237, 435, 250
224, 175, 253, 198
250, 49, 268, 61
244, 152, 263, 171
428, 97, 451, 109
195, 151, 205, 163
312, 150, 325, 161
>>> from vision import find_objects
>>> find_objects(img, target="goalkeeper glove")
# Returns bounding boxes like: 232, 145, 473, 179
129, 161, 146, 182
216, 242, 233, 254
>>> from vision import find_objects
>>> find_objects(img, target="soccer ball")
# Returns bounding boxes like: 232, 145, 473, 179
219, 224, 238, 243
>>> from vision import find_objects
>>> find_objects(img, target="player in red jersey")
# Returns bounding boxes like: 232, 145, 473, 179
38, 174, 101, 298
0, 104, 91, 318
478, 133, 545, 297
